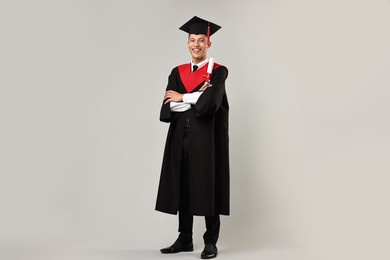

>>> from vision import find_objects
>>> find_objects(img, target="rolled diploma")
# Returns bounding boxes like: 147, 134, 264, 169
207, 58, 215, 74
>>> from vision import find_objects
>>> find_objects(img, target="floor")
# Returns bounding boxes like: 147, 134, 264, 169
0, 245, 315, 260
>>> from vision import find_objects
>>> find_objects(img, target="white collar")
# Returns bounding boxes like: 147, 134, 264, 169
191, 58, 209, 72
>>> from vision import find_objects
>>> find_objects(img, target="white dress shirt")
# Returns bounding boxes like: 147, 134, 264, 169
170, 58, 209, 112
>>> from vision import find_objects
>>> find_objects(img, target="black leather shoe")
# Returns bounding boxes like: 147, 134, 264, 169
201, 243, 218, 259
160, 240, 193, 254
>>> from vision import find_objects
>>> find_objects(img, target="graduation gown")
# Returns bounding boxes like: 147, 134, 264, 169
155, 62, 230, 216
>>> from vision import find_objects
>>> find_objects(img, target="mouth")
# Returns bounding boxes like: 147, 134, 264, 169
192, 48, 201, 54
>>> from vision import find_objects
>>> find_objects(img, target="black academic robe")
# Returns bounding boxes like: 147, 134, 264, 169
155, 62, 230, 216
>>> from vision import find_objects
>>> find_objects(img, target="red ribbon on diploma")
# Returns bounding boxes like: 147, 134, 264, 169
202, 58, 215, 83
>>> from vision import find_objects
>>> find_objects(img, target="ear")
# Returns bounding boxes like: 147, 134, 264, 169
208, 41, 212, 48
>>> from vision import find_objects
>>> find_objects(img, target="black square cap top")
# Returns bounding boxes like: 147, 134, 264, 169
179, 16, 221, 36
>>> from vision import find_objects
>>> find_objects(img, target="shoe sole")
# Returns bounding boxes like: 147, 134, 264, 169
161, 248, 194, 254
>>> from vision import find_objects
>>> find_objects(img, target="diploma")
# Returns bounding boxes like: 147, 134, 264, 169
204, 58, 215, 82
199, 58, 215, 91
207, 58, 215, 74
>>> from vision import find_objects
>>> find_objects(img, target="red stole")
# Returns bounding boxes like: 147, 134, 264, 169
178, 62, 221, 93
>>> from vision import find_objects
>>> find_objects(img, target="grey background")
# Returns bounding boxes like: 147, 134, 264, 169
1, 0, 389, 259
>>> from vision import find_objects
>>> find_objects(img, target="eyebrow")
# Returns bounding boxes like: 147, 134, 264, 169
189, 37, 206, 40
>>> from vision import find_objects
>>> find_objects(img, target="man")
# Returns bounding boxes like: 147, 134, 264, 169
156, 16, 229, 259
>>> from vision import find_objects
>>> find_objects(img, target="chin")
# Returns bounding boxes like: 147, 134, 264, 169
192, 54, 204, 60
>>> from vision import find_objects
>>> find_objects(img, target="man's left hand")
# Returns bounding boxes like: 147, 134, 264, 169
199, 81, 212, 92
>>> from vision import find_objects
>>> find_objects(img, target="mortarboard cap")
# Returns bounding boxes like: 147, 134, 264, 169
179, 16, 221, 36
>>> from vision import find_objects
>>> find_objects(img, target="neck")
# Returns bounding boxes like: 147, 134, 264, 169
192, 57, 207, 65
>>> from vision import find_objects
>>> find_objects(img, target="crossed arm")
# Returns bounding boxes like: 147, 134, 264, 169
164, 82, 212, 112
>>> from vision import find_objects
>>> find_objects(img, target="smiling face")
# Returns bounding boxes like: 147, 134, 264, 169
187, 34, 211, 64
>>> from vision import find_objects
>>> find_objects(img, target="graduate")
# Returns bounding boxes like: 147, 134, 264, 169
156, 16, 230, 259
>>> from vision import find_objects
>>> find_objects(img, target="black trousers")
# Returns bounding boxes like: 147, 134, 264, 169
178, 123, 220, 245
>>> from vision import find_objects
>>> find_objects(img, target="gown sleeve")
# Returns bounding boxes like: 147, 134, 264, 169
192, 66, 228, 117
159, 68, 178, 123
